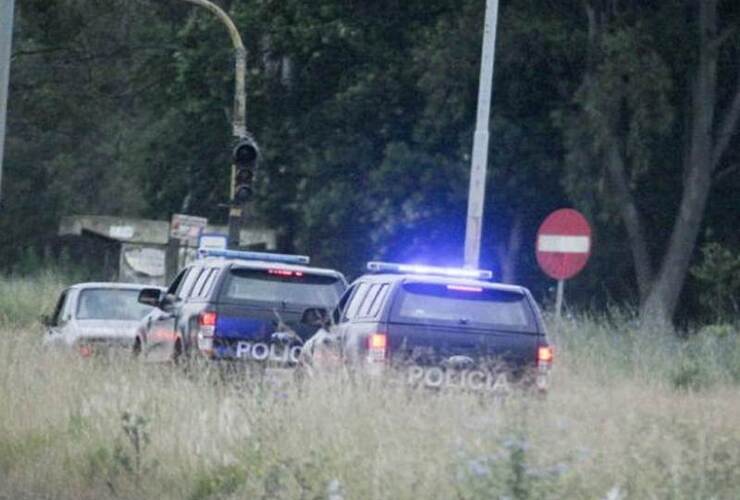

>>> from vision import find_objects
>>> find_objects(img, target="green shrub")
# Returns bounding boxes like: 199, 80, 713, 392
690, 242, 740, 319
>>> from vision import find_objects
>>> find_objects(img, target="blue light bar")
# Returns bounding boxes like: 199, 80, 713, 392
199, 249, 310, 265
366, 261, 493, 280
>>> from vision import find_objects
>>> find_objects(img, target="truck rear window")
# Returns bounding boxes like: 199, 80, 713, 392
221, 268, 343, 308
393, 283, 536, 331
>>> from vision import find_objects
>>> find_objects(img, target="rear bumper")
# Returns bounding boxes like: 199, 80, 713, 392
73, 338, 136, 358
208, 339, 303, 365
361, 362, 549, 393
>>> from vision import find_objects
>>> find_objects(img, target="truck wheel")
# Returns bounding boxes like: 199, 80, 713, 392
172, 339, 183, 364
132, 338, 142, 359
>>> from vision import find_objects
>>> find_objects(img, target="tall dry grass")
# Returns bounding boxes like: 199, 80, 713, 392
0, 271, 65, 327
0, 275, 739, 499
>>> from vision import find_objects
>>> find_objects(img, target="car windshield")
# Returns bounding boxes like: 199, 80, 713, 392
76, 288, 153, 321
393, 282, 536, 331
221, 268, 343, 308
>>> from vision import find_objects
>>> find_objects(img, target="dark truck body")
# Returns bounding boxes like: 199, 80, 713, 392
301, 272, 552, 391
135, 256, 347, 364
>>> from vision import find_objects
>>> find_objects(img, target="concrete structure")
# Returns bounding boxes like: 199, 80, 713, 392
59, 215, 277, 286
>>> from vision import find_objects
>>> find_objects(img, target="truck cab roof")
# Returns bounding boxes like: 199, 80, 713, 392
66, 282, 159, 290
197, 257, 346, 282
360, 272, 527, 294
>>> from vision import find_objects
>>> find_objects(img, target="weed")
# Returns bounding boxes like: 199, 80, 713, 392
118, 411, 150, 478
189, 464, 245, 500
0, 275, 739, 499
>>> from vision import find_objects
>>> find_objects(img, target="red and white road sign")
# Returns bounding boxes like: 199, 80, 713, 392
536, 209, 592, 280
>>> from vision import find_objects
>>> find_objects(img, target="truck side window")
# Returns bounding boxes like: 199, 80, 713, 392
344, 283, 370, 321
179, 267, 203, 299
357, 284, 380, 318
167, 269, 188, 296
333, 284, 357, 324
197, 269, 218, 298
366, 284, 389, 318
192, 268, 213, 298
208, 269, 224, 297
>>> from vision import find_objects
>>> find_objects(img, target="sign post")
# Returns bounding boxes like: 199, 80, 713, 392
166, 214, 208, 281
535, 209, 592, 319
554, 279, 565, 319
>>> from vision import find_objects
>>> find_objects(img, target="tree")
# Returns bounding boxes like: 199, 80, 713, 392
642, 0, 740, 326
1, 0, 172, 262
561, 0, 740, 326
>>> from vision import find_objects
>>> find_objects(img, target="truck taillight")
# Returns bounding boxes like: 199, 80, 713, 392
198, 312, 217, 354
367, 333, 388, 364
536, 345, 553, 392
537, 345, 553, 366
200, 311, 217, 327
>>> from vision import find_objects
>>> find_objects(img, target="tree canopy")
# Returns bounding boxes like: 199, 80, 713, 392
3, 0, 739, 324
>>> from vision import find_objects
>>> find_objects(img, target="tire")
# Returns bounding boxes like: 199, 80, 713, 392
132, 338, 142, 359
172, 339, 183, 364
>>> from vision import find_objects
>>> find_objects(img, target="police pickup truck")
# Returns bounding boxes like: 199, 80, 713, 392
134, 250, 347, 365
299, 262, 552, 392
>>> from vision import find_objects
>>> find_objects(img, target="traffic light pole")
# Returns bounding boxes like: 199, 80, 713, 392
182, 0, 249, 249
183, 0, 246, 137
463, 0, 499, 269
0, 0, 16, 207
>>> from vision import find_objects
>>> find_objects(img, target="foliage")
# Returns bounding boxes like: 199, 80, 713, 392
690, 242, 740, 319
2, 0, 739, 318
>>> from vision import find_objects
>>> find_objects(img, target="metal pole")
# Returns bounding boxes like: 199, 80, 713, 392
463, 0, 500, 268
182, 0, 246, 138
233, 46, 246, 137
0, 0, 16, 207
554, 279, 564, 320
181, 0, 247, 249
227, 205, 242, 249
165, 237, 181, 284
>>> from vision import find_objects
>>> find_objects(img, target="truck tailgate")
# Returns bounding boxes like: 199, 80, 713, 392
387, 322, 540, 370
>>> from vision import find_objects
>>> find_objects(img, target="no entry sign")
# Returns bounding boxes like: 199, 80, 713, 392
536, 209, 592, 280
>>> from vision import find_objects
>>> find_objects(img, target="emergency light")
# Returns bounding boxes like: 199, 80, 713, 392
199, 249, 310, 265
366, 261, 493, 280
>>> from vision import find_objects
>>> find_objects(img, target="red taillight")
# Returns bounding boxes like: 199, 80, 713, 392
537, 345, 553, 365
199, 312, 217, 327
198, 312, 217, 355
268, 269, 304, 277
369, 333, 387, 349
367, 333, 388, 365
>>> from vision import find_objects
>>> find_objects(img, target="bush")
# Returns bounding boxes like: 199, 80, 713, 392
690, 242, 740, 319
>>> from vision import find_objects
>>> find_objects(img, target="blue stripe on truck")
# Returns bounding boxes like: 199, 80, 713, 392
215, 316, 270, 340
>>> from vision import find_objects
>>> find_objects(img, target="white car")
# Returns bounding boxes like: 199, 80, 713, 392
43, 282, 163, 357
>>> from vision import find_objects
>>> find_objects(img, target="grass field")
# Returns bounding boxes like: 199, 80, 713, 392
1, 274, 739, 499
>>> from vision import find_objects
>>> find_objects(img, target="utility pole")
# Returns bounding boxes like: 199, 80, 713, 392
0, 0, 16, 208
182, 0, 254, 249
463, 0, 500, 269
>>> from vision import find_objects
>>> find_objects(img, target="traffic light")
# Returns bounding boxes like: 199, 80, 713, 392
231, 136, 259, 204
